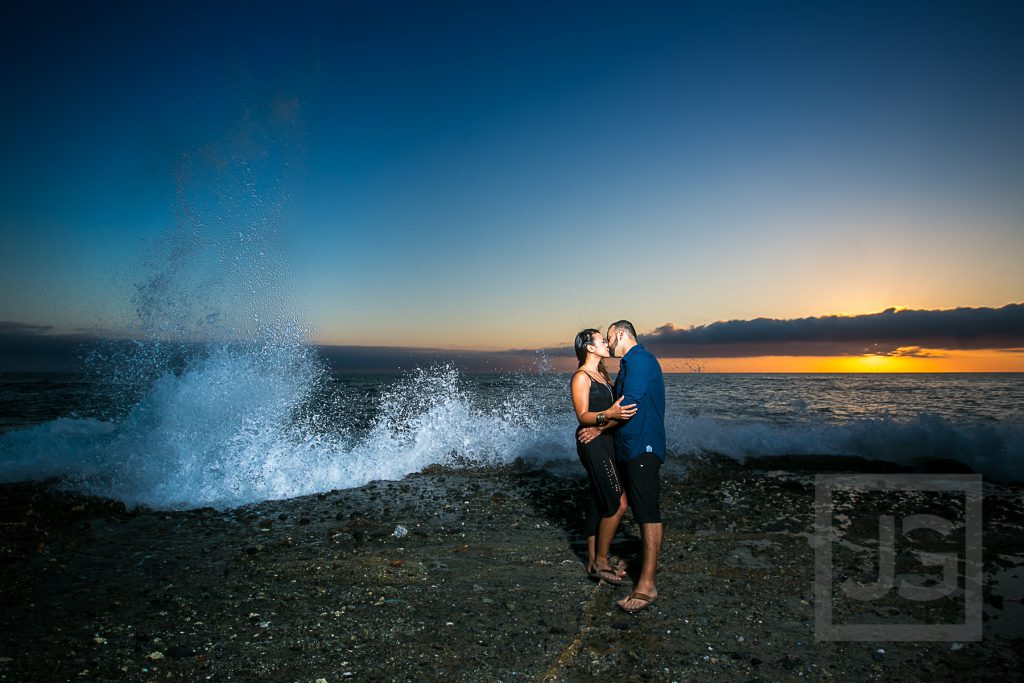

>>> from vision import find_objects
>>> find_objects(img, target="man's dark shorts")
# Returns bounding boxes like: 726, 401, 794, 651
622, 452, 662, 524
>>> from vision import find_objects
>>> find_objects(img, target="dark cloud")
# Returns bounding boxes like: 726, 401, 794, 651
639, 303, 1024, 358
0, 321, 53, 335
316, 345, 559, 373
4, 304, 1021, 372
0, 322, 565, 373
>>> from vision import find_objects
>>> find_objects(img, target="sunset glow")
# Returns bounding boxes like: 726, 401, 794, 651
665, 350, 1024, 374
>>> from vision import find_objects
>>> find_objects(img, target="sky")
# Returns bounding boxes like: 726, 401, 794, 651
1, 1, 1022, 372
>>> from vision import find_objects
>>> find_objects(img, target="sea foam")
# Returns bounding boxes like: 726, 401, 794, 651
2, 358, 1023, 509
666, 411, 1024, 482
0, 352, 573, 509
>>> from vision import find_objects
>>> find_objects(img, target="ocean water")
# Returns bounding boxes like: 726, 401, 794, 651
0, 356, 1021, 510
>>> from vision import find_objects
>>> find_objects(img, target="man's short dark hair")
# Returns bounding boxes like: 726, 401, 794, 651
610, 320, 637, 340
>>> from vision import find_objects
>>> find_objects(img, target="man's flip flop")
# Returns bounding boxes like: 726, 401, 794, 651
588, 567, 624, 585
618, 591, 657, 613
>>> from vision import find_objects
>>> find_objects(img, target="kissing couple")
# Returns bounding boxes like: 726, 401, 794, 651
571, 320, 666, 614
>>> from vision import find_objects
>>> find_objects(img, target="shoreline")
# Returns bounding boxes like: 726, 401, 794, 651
1, 454, 1021, 681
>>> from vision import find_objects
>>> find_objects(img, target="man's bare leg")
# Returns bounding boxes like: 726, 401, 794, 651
618, 521, 662, 610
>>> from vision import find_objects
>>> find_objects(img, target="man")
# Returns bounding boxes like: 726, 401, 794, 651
607, 320, 666, 613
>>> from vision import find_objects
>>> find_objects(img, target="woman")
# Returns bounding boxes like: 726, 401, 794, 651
571, 328, 636, 583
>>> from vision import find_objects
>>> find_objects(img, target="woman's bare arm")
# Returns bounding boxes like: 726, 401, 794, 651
571, 371, 636, 427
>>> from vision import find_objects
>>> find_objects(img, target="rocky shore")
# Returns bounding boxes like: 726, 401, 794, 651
1, 454, 1021, 681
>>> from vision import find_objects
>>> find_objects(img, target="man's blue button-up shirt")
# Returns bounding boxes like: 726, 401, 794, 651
612, 343, 666, 462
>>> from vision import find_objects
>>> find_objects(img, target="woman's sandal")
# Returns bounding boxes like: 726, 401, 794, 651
588, 566, 624, 585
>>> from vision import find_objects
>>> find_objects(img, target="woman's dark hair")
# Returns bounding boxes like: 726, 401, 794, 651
573, 328, 612, 384
574, 328, 599, 365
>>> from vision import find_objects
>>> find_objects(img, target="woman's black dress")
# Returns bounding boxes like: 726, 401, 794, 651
575, 376, 623, 536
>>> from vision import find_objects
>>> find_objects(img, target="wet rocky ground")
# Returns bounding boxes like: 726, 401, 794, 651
1, 454, 1022, 682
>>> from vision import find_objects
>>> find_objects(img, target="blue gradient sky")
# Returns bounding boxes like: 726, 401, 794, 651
1, 1, 1022, 358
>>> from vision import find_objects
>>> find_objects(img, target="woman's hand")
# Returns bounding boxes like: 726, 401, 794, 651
577, 427, 601, 444
605, 396, 637, 421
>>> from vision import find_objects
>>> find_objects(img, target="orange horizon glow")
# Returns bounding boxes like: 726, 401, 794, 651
665, 349, 1024, 373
